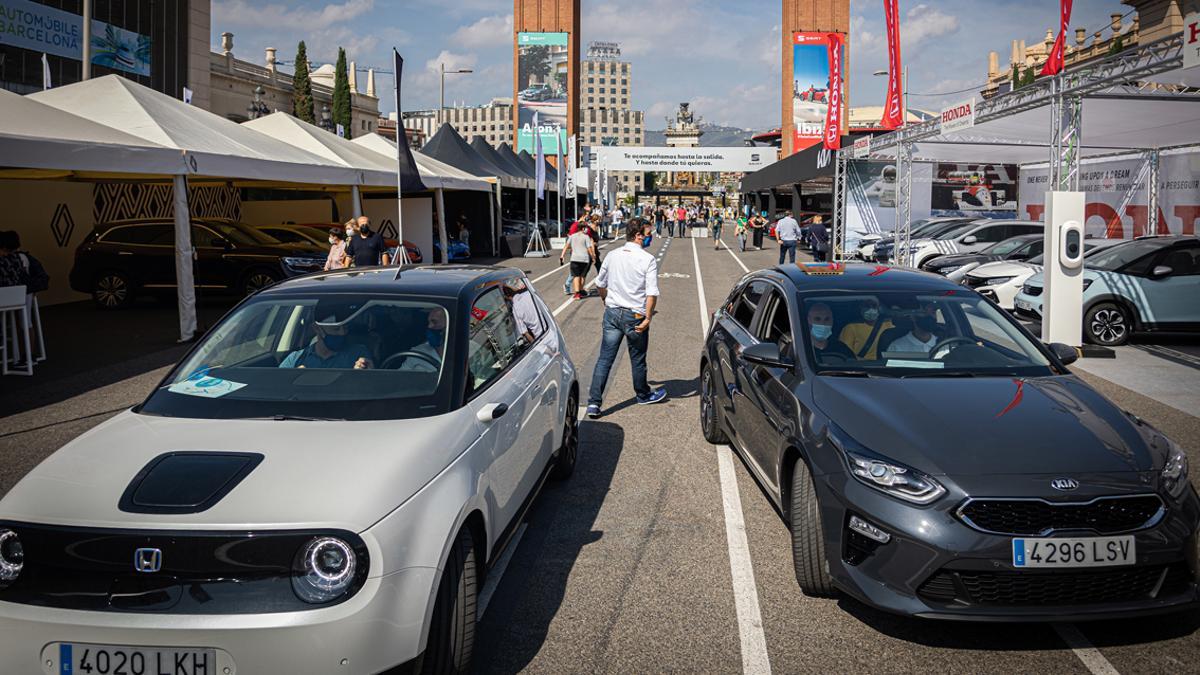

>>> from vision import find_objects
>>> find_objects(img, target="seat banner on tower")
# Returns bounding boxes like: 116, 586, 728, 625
791, 32, 844, 154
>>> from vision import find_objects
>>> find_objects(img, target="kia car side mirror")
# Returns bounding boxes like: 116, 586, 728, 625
1047, 342, 1078, 366
741, 342, 794, 369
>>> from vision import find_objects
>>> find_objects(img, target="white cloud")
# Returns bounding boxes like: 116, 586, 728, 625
903, 4, 960, 47
213, 0, 375, 31
450, 14, 513, 49
851, 15, 882, 52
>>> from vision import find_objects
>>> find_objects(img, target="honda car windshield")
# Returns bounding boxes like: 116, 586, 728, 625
139, 294, 455, 421
1087, 239, 1163, 272
932, 222, 980, 240
800, 290, 1054, 377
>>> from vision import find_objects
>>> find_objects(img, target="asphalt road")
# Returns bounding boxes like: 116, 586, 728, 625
2, 233, 1199, 674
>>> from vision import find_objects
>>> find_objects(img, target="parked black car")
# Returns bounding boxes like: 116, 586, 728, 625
920, 233, 1044, 276
700, 262, 1199, 620
70, 218, 326, 308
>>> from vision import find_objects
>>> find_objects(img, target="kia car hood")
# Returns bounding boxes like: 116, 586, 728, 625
813, 375, 1161, 476
0, 411, 480, 532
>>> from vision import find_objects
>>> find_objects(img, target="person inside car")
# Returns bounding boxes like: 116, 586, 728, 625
280, 316, 372, 369
886, 302, 942, 354
807, 302, 855, 361
397, 308, 447, 372
838, 298, 893, 360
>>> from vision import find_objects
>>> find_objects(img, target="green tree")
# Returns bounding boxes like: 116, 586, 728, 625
332, 47, 352, 138
518, 45, 550, 89
292, 41, 315, 124
1021, 65, 1037, 87
1010, 63, 1021, 89
1108, 35, 1125, 56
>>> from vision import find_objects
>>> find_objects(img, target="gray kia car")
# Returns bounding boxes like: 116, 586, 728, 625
700, 262, 1199, 620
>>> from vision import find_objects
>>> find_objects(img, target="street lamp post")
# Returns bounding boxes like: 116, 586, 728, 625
873, 67, 909, 122
247, 85, 269, 120
438, 63, 473, 125
320, 104, 333, 132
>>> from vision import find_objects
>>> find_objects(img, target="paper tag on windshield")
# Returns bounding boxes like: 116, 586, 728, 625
168, 376, 247, 398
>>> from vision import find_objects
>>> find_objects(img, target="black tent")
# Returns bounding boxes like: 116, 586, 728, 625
518, 150, 559, 192
470, 137, 527, 188
417, 124, 506, 260
497, 143, 535, 180
422, 123, 500, 179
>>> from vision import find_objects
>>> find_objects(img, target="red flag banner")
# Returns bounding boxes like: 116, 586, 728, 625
881, 0, 904, 129
1040, 0, 1073, 75
824, 32, 844, 150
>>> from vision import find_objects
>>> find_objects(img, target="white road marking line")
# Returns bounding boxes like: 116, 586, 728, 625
528, 240, 615, 284
716, 445, 772, 675
692, 236, 771, 674
722, 241, 751, 275
1053, 623, 1121, 675
552, 278, 598, 317
478, 522, 527, 618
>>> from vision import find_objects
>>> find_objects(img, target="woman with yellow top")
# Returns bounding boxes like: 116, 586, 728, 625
838, 299, 893, 359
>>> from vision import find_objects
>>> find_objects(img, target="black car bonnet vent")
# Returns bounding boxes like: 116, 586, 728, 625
119, 452, 264, 514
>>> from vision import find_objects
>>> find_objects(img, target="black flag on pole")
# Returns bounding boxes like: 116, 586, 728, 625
393, 49, 426, 194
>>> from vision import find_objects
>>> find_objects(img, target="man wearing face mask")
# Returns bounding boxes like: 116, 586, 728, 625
398, 309, 448, 372
887, 303, 942, 353
344, 216, 390, 267
807, 302, 855, 361
838, 298, 893, 360
280, 316, 372, 369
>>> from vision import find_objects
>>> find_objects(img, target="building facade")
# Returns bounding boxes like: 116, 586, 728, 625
0, 0, 211, 108
208, 33, 380, 133
579, 42, 645, 198
401, 99, 515, 148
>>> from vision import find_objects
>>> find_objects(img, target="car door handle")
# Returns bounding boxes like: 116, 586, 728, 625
477, 403, 509, 422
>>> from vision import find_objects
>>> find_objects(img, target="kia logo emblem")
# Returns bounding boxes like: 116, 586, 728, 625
134, 547, 163, 573
1050, 478, 1079, 491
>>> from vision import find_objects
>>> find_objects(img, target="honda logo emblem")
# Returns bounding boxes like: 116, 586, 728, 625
133, 547, 162, 573
1050, 478, 1079, 492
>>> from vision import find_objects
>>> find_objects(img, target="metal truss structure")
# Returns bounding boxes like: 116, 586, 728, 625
832, 33, 1191, 264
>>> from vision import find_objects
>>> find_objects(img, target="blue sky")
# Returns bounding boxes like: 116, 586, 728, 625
211, 0, 1135, 130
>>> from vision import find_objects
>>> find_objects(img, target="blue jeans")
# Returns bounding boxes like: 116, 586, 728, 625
779, 240, 797, 264
588, 306, 650, 406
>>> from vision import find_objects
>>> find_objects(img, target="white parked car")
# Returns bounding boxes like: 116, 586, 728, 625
0, 266, 578, 674
902, 219, 1043, 268
962, 239, 1123, 310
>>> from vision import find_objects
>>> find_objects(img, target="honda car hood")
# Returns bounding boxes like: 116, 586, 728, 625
813, 375, 1161, 476
968, 260, 1039, 278
0, 411, 481, 532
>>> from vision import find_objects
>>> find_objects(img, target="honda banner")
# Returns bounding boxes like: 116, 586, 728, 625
1040, 0, 1073, 75
940, 98, 976, 135
1185, 11, 1199, 71
881, 0, 904, 130
824, 32, 844, 150
1019, 150, 1200, 237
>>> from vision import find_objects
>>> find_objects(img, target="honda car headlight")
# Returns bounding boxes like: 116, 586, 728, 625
293, 536, 357, 603
0, 529, 23, 588
1162, 440, 1190, 499
938, 265, 963, 274
1082, 278, 1094, 292
982, 276, 1014, 287
845, 449, 946, 504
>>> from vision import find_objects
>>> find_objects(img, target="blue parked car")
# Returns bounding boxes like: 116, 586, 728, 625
433, 239, 472, 262
1012, 235, 1200, 345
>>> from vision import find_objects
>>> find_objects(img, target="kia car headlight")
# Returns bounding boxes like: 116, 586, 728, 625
845, 449, 946, 504
293, 536, 357, 603
1162, 440, 1190, 500
0, 529, 23, 589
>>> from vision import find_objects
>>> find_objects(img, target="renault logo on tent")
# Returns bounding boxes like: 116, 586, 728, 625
49, 203, 76, 248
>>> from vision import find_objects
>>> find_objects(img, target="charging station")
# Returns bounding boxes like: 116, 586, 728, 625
1041, 191, 1086, 346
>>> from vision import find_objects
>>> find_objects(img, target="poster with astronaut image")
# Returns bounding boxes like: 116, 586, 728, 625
844, 160, 932, 249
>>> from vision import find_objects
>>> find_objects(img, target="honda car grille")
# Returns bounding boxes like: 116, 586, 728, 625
957, 495, 1165, 536
1021, 284, 1043, 297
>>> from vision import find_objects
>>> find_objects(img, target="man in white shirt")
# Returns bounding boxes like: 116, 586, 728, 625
887, 305, 942, 354
774, 210, 802, 264
586, 219, 667, 417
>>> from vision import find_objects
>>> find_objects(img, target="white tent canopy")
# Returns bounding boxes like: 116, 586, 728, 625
243, 112, 397, 186
31, 75, 363, 185
351, 134, 492, 192
0, 88, 184, 176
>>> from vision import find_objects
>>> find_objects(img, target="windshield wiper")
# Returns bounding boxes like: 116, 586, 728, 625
241, 415, 345, 422
819, 369, 874, 378
899, 371, 976, 378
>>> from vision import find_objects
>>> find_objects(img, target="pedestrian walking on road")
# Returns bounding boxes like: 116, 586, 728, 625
809, 215, 829, 262
344, 217, 390, 267
735, 215, 748, 252
655, 208, 665, 236
711, 211, 723, 250
560, 223, 597, 301
775, 210, 801, 264
674, 205, 686, 237
586, 219, 667, 418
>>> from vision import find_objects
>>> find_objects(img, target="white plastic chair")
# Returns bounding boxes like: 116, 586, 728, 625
31, 295, 46, 363
1, 285, 33, 376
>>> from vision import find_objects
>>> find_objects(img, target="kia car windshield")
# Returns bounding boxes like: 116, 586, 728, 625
800, 291, 1053, 377
139, 295, 454, 421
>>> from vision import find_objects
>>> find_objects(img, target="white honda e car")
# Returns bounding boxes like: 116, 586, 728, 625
0, 265, 578, 675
